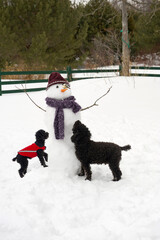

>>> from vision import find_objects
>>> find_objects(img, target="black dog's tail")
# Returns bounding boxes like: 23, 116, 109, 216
120, 145, 131, 151
12, 156, 17, 162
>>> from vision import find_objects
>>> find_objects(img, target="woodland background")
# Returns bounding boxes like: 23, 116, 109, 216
0, 0, 160, 71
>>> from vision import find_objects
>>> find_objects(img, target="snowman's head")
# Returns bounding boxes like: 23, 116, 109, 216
46, 83, 71, 99
46, 72, 71, 99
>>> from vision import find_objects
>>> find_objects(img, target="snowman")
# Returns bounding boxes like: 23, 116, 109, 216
45, 72, 81, 177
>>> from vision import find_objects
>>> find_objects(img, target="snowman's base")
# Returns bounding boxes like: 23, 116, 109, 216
47, 139, 80, 178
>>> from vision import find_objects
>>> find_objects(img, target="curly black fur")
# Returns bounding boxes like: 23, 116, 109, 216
12, 130, 49, 178
71, 121, 131, 181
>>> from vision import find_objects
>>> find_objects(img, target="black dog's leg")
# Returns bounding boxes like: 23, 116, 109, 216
109, 163, 122, 181
19, 159, 28, 177
78, 165, 85, 176
37, 149, 48, 167
17, 155, 29, 178
83, 163, 92, 181
43, 152, 48, 162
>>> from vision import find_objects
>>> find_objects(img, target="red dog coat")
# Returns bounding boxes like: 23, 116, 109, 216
18, 143, 46, 158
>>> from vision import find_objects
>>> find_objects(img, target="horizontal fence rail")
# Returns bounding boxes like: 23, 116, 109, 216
0, 69, 68, 95
0, 65, 160, 96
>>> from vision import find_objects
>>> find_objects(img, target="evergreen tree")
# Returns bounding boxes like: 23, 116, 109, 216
134, 1, 160, 54
0, 21, 18, 68
0, 1, 18, 68
45, 0, 88, 69
0, 0, 88, 70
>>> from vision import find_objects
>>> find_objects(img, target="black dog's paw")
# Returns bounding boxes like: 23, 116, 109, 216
85, 176, 91, 181
43, 164, 48, 168
112, 176, 121, 181
78, 172, 85, 176
77, 166, 85, 176
18, 170, 24, 178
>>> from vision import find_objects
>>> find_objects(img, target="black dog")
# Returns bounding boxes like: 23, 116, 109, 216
71, 121, 131, 181
13, 130, 49, 178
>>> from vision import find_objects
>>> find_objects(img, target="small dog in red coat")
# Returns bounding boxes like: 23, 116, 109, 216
12, 130, 49, 178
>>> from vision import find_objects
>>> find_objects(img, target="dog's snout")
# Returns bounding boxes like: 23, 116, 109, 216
71, 135, 74, 142
45, 132, 49, 139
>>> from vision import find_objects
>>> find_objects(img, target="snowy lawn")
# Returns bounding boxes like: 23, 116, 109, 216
0, 76, 160, 240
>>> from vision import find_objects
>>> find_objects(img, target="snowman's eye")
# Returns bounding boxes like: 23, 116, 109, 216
56, 86, 59, 88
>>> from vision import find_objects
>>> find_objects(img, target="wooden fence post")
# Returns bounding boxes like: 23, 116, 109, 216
66, 66, 72, 82
0, 70, 2, 96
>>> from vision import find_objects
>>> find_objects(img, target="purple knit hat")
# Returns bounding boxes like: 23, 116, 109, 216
47, 72, 70, 89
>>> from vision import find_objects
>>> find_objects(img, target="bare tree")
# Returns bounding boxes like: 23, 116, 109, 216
115, 0, 159, 75
121, 0, 130, 76
78, 0, 159, 75
89, 30, 121, 67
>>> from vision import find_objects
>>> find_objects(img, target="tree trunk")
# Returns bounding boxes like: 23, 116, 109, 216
121, 0, 130, 76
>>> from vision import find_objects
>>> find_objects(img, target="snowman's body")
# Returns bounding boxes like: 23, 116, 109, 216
45, 81, 81, 177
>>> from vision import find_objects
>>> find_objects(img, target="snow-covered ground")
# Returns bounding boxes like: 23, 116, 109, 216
0, 76, 160, 240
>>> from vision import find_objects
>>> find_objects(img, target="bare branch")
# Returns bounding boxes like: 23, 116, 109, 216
83, 0, 120, 25
81, 86, 112, 111
83, 0, 106, 17
112, 0, 157, 13
15, 84, 46, 112
88, 29, 122, 67
22, 86, 46, 112
15, 84, 112, 113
